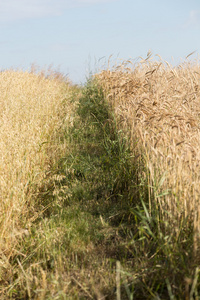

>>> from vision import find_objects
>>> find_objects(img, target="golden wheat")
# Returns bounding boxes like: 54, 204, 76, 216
0, 70, 73, 257
96, 56, 200, 249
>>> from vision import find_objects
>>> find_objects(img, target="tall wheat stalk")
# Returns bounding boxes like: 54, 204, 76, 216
96, 55, 200, 252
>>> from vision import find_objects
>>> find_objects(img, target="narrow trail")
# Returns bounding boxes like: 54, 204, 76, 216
49, 81, 139, 298
7, 80, 194, 299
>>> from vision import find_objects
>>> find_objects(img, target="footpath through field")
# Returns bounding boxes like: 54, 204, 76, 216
4, 78, 198, 299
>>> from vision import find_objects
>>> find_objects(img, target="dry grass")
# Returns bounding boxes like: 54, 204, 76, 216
0, 70, 73, 259
96, 54, 200, 252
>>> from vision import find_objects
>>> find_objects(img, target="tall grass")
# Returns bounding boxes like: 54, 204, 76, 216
0, 70, 73, 259
2, 58, 200, 298
96, 55, 200, 255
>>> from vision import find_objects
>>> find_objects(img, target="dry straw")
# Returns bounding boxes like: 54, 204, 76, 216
96, 54, 200, 251
0, 70, 73, 257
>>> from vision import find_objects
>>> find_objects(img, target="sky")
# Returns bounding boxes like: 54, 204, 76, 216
0, 0, 200, 84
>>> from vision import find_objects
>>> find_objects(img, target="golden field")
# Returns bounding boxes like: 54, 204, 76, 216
97, 55, 200, 251
0, 70, 73, 258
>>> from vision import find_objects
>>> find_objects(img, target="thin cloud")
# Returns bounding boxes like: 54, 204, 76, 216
0, 0, 116, 23
0, 0, 62, 22
183, 10, 200, 29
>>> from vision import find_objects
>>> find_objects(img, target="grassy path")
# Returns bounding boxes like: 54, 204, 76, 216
51, 81, 139, 298
5, 80, 196, 299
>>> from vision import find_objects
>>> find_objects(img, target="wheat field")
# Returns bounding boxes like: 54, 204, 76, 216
1, 61, 200, 297
97, 55, 200, 251
0, 70, 73, 259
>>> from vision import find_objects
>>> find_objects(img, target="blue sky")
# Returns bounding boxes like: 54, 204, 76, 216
0, 0, 200, 83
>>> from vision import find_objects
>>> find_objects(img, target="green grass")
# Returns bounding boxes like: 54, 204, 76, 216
3, 79, 199, 299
